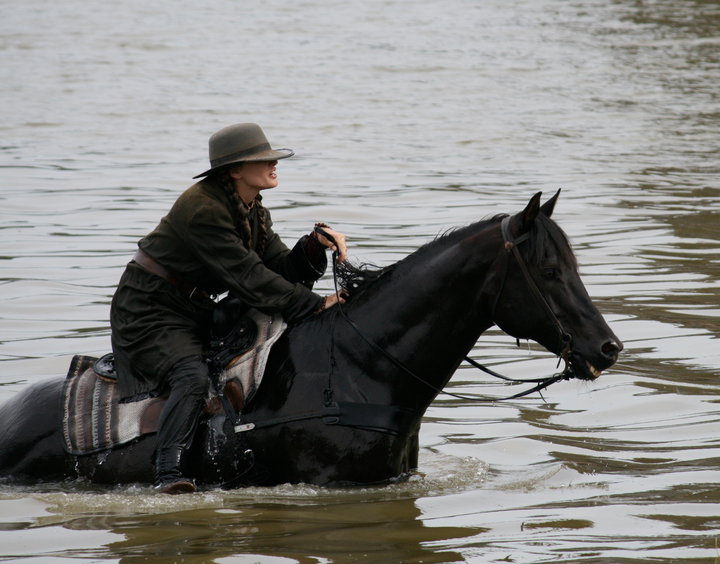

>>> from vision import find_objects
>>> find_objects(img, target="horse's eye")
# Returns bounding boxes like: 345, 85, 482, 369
542, 267, 559, 280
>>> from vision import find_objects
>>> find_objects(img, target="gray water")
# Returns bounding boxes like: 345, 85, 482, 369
1, 0, 719, 562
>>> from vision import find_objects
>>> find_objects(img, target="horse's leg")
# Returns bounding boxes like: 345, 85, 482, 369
0, 378, 68, 482
405, 430, 419, 471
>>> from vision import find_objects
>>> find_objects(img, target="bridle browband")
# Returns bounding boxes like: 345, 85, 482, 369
318, 218, 577, 403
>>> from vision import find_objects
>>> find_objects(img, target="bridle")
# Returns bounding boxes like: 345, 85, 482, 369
496, 215, 574, 368
317, 217, 578, 403
230, 219, 579, 444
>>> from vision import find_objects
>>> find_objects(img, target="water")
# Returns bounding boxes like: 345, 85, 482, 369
1, 0, 719, 561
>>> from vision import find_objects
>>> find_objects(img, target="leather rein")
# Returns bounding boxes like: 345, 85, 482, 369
318, 216, 577, 403
232, 219, 579, 441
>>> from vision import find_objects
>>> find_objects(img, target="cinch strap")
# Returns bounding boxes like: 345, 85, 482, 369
236, 402, 417, 436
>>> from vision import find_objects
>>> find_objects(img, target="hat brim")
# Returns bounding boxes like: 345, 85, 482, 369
193, 148, 294, 179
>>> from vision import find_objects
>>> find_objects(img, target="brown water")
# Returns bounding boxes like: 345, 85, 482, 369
1, 0, 719, 562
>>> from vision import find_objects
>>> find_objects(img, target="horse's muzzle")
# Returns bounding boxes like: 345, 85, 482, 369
570, 338, 623, 380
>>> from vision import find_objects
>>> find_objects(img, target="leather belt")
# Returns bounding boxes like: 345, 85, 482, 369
133, 249, 213, 302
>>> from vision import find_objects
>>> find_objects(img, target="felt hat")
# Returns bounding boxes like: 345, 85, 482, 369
194, 123, 294, 178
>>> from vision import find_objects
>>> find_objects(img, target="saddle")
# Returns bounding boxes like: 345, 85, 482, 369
61, 310, 286, 455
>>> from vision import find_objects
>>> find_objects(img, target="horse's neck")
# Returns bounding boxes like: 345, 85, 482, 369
346, 222, 502, 398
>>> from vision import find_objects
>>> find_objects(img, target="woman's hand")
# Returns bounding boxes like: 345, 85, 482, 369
313, 223, 348, 262
314, 291, 347, 314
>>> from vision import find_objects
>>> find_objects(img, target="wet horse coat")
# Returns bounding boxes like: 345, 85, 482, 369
0, 192, 622, 487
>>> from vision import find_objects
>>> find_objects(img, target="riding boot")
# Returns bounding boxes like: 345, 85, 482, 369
154, 446, 197, 494
152, 356, 209, 494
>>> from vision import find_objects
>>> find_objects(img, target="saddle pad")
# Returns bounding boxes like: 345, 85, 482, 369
62, 355, 156, 455
220, 310, 286, 402
61, 311, 286, 455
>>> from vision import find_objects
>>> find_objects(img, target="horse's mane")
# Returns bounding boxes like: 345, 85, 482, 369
335, 260, 388, 297
335, 216, 497, 298
336, 212, 577, 300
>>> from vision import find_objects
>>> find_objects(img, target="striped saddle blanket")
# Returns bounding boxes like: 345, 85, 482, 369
62, 355, 159, 455
61, 311, 286, 455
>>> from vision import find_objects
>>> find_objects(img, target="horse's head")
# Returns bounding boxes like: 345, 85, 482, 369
489, 191, 623, 380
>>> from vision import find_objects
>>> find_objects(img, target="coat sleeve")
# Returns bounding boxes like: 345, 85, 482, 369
261, 211, 328, 287
180, 200, 323, 323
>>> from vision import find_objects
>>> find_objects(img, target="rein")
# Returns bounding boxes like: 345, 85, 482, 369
317, 219, 576, 403
233, 220, 577, 437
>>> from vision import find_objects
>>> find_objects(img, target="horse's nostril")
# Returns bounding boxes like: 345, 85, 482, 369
601, 340, 622, 358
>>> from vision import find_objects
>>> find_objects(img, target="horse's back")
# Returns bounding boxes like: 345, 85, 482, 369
0, 377, 67, 482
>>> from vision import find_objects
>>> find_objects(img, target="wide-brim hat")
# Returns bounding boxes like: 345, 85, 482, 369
193, 123, 294, 179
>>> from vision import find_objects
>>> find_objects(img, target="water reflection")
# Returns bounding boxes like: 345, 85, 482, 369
100, 500, 481, 562
4, 485, 487, 563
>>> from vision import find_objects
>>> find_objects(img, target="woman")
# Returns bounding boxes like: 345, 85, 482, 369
110, 123, 347, 494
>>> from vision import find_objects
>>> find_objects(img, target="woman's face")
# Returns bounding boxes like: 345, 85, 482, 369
230, 160, 279, 192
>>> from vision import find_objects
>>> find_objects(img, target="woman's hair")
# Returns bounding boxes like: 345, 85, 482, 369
210, 167, 269, 254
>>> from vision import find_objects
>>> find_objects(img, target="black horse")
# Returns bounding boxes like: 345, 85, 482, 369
0, 192, 622, 488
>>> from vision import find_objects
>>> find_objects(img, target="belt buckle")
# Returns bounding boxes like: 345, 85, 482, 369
189, 286, 218, 303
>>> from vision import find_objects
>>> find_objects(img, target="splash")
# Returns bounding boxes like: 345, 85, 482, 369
0, 450, 488, 520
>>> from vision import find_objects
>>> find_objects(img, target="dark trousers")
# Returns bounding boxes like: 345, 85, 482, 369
154, 356, 209, 484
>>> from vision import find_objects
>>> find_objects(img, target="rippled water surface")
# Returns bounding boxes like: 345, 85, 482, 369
1, 0, 719, 562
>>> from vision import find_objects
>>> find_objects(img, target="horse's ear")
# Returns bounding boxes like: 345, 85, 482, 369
519, 191, 542, 232
540, 188, 561, 218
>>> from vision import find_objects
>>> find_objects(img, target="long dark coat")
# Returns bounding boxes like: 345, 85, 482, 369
110, 179, 327, 400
